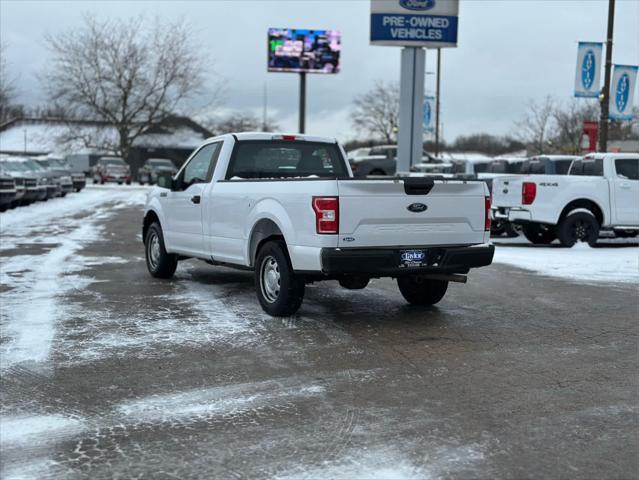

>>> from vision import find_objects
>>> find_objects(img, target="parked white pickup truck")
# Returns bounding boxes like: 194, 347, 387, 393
492, 153, 639, 246
143, 133, 494, 316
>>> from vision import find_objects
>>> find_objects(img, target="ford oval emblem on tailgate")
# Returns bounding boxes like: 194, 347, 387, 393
407, 203, 428, 213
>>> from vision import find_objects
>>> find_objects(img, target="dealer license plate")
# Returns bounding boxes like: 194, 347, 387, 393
399, 249, 428, 268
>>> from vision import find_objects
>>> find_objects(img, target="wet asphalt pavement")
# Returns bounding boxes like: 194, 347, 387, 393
1, 187, 637, 479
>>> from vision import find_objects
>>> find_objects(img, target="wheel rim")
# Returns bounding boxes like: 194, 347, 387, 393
572, 219, 592, 241
147, 232, 161, 269
260, 255, 281, 303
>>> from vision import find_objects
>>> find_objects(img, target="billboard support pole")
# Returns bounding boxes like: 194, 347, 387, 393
397, 47, 426, 173
299, 72, 306, 134
598, 0, 615, 152
435, 48, 441, 158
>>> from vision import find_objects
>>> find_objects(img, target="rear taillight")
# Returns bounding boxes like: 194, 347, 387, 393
312, 196, 339, 234
522, 182, 536, 205
485, 196, 491, 231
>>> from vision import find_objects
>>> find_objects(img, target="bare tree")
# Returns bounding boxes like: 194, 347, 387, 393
351, 80, 399, 144
43, 16, 211, 159
552, 99, 598, 154
208, 111, 280, 136
516, 96, 556, 154
0, 42, 17, 122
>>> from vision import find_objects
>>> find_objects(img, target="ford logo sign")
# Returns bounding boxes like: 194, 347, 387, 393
407, 203, 428, 213
399, 0, 435, 11
401, 251, 425, 262
616, 73, 630, 113
581, 50, 595, 90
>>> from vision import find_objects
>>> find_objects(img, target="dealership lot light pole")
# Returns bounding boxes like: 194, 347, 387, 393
598, 0, 615, 152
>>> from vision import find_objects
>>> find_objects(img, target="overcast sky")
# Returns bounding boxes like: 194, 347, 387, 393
1, 0, 638, 142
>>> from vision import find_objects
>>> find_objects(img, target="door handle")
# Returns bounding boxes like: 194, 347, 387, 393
619, 183, 631, 189
191, 195, 201, 204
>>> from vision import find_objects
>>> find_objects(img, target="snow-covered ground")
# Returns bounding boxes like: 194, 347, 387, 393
493, 238, 639, 284
0, 186, 149, 369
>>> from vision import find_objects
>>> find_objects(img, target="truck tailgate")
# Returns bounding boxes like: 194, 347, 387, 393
491, 176, 524, 207
337, 179, 487, 248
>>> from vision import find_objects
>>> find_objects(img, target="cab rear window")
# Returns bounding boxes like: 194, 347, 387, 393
226, 141, 348, 179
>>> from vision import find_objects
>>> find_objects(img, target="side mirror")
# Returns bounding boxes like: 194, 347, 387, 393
157, 172, 174, 190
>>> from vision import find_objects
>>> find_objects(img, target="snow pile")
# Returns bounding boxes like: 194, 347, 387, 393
493, 242, 639, 284
117, 378, 327, 423
0, 414, 86, 447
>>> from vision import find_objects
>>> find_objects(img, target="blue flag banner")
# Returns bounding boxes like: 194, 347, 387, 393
609, 65, 638, 121
423, 96, 435, 132
574, 42, 603, 98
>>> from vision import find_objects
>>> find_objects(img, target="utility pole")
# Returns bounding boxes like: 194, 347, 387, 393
435, 48, 442, 157
598, 0, 615, 152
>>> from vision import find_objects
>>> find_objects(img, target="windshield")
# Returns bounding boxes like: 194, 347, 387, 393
226, 141, 348, 179
0, 161, 28, 173
148, 159, 174, 167
23, 159, 46, 171
101, 158, 126, 166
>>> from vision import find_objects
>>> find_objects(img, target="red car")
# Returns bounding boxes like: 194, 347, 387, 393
92, 157, 132, 185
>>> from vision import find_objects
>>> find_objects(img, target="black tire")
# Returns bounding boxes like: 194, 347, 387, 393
522, 223, 556, 245
144, 222, 178, 279
557, 211, 599, 248
100, 178, 105, 185
60, 192, 67, 198
255, 240, 305, 316
397, 276, 448, 306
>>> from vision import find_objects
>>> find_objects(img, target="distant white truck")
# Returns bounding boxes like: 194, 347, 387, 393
143, 133, 495, 316
492, 153, 639, 246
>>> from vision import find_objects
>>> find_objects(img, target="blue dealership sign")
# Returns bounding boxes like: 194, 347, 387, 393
574, 42, 602, 98
371, 0, 459, 48
609, 65, 637, 121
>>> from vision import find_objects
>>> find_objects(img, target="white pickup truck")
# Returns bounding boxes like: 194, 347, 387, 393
492, 153, 639, 246
143, 133, 494, 316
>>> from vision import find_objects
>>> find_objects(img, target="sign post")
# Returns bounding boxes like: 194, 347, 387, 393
370, 0, 459, 172
267, 28, 341, 134
299, 72, 307, 133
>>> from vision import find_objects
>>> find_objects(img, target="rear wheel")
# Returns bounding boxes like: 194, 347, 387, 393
557, 211, 599, 247
522, 223, 556, 244
255, 240, 305, 316
397, 276, 448, 306
145, 222, 178, 278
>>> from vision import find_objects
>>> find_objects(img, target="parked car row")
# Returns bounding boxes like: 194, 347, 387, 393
0, 155, 87, 212
89, 156, 178, 186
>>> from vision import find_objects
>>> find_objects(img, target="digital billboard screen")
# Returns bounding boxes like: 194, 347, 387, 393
268, 28, 341, 74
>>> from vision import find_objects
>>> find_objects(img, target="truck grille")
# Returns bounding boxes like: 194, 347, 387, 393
13, 177, 24, 186
24, 178, 37, 188
0, 179, 15, 189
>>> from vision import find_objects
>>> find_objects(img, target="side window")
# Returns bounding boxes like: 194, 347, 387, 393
181, 142, 222, 187
615, 159, 639, 180
554, 160, 572, 175
583, 159, 603, 176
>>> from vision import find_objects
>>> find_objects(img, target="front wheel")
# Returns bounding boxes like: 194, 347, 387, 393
255, 240, 305, 316
557, 211, 599, 247
397, 276, 448, 306
145, 222, 178, 278
522, 223, 556, 244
